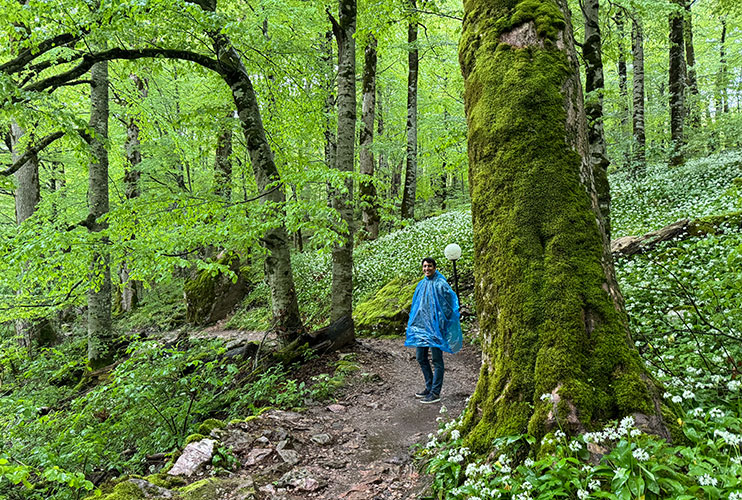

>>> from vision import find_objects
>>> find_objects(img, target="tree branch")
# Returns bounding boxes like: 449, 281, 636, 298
0, 131, 65, 177
21, 48, 221, 95
1, 33, 80, 74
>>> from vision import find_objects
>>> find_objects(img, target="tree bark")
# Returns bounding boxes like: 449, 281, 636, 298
631, 17, 646, 173
87, 59, 114, 369
583, 0, 612, 240
717, 18, 729, 115
359, 35, 380, 240
214, 113, 233, 201
615, 12, 630, 168
400, 0, 418, 220
120, 74, 147, 312
329, 0, 356, 326
669, 0, 686, 166
323, 30, 337, 202
459, 0, 668, 450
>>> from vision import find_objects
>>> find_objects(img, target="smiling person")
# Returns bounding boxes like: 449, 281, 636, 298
405, 257, 463, 404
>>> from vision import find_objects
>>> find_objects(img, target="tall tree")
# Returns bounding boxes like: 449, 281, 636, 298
10, 122, 46, 351
120, 73, 147, 312
459, 0, 669, 450
400, 0, 419, 220
615, 11, 630, 167
684, 0, 699, 126
632, 16, 647, 173
359, 34, 380, 240
213, 113, 233, 201
717, 18, 729, 115
669, 0, 686, 166
583, 0, 611, 239
87, 59, 114, 368
328, 0, 356, 325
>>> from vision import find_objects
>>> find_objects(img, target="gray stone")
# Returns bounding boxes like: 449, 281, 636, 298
277, 448, 300, 465
311, 433, 332, 445
167, 439, 216, 477
245, 447, 272, 466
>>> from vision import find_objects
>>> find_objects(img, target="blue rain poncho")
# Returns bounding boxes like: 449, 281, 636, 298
405, 270, 463, 353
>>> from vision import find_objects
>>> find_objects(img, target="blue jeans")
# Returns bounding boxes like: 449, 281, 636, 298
416, 346, 444, 396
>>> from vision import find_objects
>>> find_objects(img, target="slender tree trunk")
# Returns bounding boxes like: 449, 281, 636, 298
669, 0, 686, 166
214, 114, 233, 200
10, 122, 46, 352
632, 17, 646, 173
615, 12, 630, 168
187, 0, 303, 342
87, 59, 113, 369
323, 30, 337, 201
377, 84, 389, 202
718, 18, 729, 115
329, 0, 356, 326
120, 74, 146, 312
459, 0, 668, 451
583, 0, 611, 240
684, 0, 699, 126
359, 35, 379, 240
390, 158, 402, 200
400, 0, 418, 220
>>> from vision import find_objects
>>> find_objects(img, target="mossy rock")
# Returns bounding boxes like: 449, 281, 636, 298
177, 477, 256, 500
184, 252, 252, 325
197, 418, 226, 436
93, 479, 146, 500
353, 277, 418, 336
184, 433, 207, 445
687, 210, 742, 237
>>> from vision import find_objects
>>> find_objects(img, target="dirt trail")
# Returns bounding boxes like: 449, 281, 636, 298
230, 337, 481, 499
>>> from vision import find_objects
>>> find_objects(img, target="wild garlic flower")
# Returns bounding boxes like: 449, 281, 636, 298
698, 474, 718, 487
632, 448, 649, 462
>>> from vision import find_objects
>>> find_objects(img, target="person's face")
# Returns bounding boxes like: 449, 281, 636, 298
422, 261, 436, 278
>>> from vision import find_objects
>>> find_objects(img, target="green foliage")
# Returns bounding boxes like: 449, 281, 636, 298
611, 151, 742, 237
422, 404, 742, 499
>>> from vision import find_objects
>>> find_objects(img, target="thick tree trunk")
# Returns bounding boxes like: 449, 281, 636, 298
583, 0, 612, 240
87, 60, 114, 369
400, 0, 418, 220
684, 0, 699, 126
631, 17, 646, 173
329, 0, 356, 326
120, 74, 147, 312
323, 30, 337, 195
359, 35, 380, 241
459, 0, 668, 450
669, 0, 686, 166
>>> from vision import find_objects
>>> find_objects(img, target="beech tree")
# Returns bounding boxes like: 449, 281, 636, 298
400, 0, 419, 220
669, 0, 686, 166
459, 0, 669, 449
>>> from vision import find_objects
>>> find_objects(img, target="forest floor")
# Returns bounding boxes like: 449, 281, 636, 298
172, 333, 481, 500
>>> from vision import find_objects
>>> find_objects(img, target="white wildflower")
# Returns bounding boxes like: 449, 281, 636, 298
524, 458, 534, 467
672, 395, 683, 403
569, 440, 583, 452
451, 430, 461, 440
682, 390, 695, 400
698, 474, 718, 487
630, 428, 641, 437
540, 393, 553, 401
632, 448, 649, 462
588, 479, 600, 491
577, 488, 589, 499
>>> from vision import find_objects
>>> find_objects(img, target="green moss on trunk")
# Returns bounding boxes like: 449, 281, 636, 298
459, 0, 665, 453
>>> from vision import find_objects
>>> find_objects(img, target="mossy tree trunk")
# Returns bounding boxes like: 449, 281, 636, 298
669, 0, 686, 166
87, 59, 114, 369
583, 0, 611, 240
631, 17, 646, 174
329, 0, 356, 326
359, 34, 380, 241
400, 0, 418, 220
458, 0, 669, 452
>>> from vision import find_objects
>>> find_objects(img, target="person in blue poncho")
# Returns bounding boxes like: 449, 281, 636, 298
405, 257, 463, 404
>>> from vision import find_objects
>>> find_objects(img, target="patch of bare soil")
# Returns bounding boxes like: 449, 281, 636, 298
222, 337, 481, 499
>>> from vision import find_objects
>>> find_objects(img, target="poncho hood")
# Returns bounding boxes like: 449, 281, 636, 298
404, 270, 463, 353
